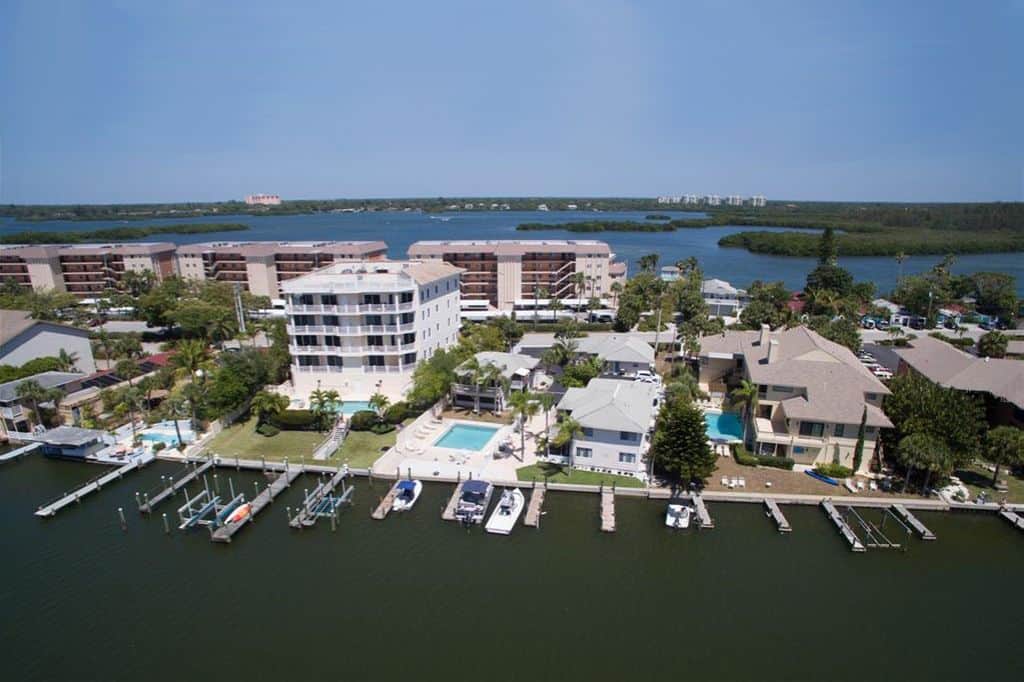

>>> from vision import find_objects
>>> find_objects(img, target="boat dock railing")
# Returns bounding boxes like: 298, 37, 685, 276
210, 466, 303, 543
35, 459, 145, 518
136, 457, 214, 513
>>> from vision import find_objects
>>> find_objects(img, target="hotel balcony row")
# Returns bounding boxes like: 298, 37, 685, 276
286, 301, 415, 314
286, 322, 417, 335
292, 361, 414, 374
288, 342, 417, 356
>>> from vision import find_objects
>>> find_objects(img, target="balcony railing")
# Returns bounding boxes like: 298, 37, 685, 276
292, 364, 408, 374
289, 342, 416, 355
287, 323, 416, 335
287, 302, 414, 314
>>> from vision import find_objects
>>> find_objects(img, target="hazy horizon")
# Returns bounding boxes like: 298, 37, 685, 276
2, 0, 1021, 205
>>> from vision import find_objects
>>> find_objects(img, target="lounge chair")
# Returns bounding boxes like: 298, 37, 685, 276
729, 477, 738, 489
856, 480, 865, 491
721, 476, 729, 487
738, 477, 746, 488
868, 481, 878, 491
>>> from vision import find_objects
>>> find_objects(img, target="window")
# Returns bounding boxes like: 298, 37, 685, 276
322, 315, 338, 326
618, 452, 636, 464
298, 356, 319, 367
866, 393, 878, 401
324, 336, 341, 347
771, 385, 793, 393
368, 356, 385, 367
620, 431, 638, 442
403, 352, 417, 364
367, 335, 383, 346
299, 294, 314, 305
365, 315, 383, 326
576, 447, 592, 458
834, 424, 846, 438
400, 292, 413, 304
865, 426, 877, 435
582, 427, 594, 437
799, 422, 824, 438
327, 355, 343, 367
363, 294, 381, 305
321, 294, 337, 305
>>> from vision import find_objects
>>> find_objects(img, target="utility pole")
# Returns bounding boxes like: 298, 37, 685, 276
233, 283, 247, 334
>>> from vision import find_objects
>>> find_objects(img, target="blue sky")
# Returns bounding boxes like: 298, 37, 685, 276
1, 0, 1021, 204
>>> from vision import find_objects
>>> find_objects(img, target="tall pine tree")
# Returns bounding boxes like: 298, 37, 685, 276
852, 406, 867, 474
650, 400, 716, 483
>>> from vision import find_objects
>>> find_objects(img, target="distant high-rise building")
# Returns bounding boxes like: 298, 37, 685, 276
727, 195, 744, 206
750, 195, 768, 208
706, 194, 721, 206
245, 194, 282, 206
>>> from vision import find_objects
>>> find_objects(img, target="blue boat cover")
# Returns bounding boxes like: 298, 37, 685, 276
398, 480, 417, 491
463, 480, 489, 494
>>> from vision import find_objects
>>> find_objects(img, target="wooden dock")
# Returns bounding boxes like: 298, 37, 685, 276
441, 481, 466, 521
764, 498, 791, 533
210, 466, 302, 543
692, 494, 714, 529
523, 486, 546, 528
371, 480, 405, 520
36, 459, 143, 517
892, 504, 935, 540
290, 470, 349, 528
999, 509, 1024, 532
822, 500, 865, 552
600, 489, 615, 532
137, 458, 214, 513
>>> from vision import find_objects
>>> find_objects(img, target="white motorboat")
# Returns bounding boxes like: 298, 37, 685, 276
665, 503, 691, 529
392, 479, 422, 512
485, 488, 525, 535
455, 480, 493, 524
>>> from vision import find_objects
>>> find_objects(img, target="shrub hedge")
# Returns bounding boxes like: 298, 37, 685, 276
270, 409, 318, 431
370, 422, 396, 435
383, 401, 410, 425
732, 444, 796, 470
256, 423, 280, 437
814, 463, 854, 478
348, 410, 379, 431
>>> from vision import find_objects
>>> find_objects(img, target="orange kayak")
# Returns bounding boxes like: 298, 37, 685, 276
226, 503, 252, 524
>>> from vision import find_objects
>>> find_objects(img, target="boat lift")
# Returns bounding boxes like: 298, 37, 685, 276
176, 474, 245, 530
288, 471, 354, 530
844, 505, 905, 550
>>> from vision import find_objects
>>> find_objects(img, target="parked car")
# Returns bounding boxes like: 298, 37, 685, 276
634, 370, 660, 384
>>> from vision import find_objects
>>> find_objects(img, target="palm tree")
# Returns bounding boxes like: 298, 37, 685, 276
115, 334, 143, 364
726, 379, 759, 442
887, 325, 905, 343
164, 394, 189, 446
172, 339, 211, 384
537, 392, 557, 457
206, 313, 235, 349
508, 390, 539, 461
56, 348, 80, 372
309, 388, 330, 431
251, 390, 289, 426
897, 432, 948, 494
610, 281, 622, 309
115, 358, 141, 387
549, 337, 579, 367
369, 392, 389, 416
547, 296, 563, 323
572, 272, 586, 301
16, 379, 47, 428
122, 385, 144, 441
551, 415, 583, 469
95, 328, 115, 370
471, 361, 501, 414
533, 287, 548, 329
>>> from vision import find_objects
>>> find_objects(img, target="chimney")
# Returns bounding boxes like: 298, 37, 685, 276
759, 324, 770, 345
767, 339, 779, 364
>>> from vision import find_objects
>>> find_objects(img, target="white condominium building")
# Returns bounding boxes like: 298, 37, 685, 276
407, 240, 617, 311
282, 260, 463, 399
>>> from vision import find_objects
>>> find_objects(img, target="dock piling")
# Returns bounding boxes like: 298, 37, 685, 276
162, 513, 170, 534
117, 506, 126, 531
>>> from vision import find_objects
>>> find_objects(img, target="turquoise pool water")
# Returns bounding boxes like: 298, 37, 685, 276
330, 400, 373, 415
434, 423, 500, 450
705, 411, 744, 441
139, 432, 181, 446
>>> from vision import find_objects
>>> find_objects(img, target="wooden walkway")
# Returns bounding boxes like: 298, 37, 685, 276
999, 509, 1024, 532
210, 467, 302, 543
692, 494, 714, 529
764, 498, 791, 533
371, 480, 404, 520
600, 489, 615, 532
36, 460, 143, 517
290, 470, 349, 528
892, 504, 936, 540
441, 481, 466, 522
523, 487, 545, 528
138, 458, 214, 513
822, 500, 865, 552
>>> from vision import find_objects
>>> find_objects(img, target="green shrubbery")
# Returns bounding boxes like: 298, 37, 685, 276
814, 463, 854, 478
256, 423, 280, 437
370, 422, 396, 435
383, 401, 411, 425
348, 410, 379, 431
929, 331, 974, 348
270, 409, 317, 431
732, 444, 795, 470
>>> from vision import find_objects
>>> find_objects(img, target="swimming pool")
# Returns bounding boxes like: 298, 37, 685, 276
331, 400, 373, 415
704, 411, 744, 442
433, 423, 500, 451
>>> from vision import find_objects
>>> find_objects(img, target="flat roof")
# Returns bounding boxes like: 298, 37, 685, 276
408, 240, 611, 257
177, 240, 388, 257
281, 260, 462, 293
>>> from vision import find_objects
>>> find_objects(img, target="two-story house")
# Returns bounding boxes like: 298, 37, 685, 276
697, 325, 892, 474
553, 378, 660, 480
450, 352, 540, 413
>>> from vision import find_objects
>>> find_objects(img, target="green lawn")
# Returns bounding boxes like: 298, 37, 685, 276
334, 423, 407, 469
954, 462, 1024, 504
207, 417, 325, 462
517, 463, 645, 488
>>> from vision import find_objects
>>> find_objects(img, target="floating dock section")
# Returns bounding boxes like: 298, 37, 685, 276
137, 458, 214, 513
523, 486, 546, 528
822, 500, 865, 552
442, 481, 466, 521
290, 470, 352, 528
36, 459, 144, 518
371, 480, 405, 520
210, 467, 302, 543
600, 489, 615, 532
764, 498, 791, 533
692, 494, 714, 529
999, 509, 1024, 533
892, 504, 935, 540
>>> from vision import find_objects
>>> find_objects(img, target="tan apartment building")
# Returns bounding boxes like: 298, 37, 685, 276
0, 243, 177, 296
697, 325, 892, 474
406, 240, 617, 311
176, 241, 388, 298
